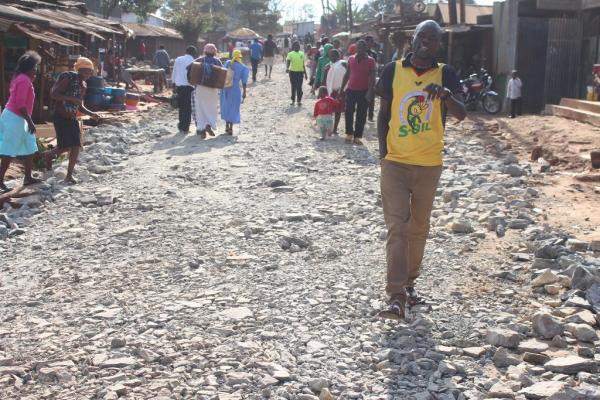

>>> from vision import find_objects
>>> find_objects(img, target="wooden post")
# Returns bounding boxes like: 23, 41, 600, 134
448, 0, 458, 26
348, 0, 354, 32
459, 0, 466, 24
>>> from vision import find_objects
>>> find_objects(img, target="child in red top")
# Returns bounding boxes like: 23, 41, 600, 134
313, 86, 339, 140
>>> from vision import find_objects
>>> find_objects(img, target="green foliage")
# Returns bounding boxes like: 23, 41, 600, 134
164, 0, 225, 44
228, 0, 282, 34
100, 0, 162, 19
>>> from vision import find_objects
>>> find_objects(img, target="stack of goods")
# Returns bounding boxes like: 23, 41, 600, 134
109, 88, 127, 111
85, 76, 105, 111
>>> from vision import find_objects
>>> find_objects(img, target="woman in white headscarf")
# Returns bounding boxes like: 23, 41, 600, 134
193, 43, 223, 139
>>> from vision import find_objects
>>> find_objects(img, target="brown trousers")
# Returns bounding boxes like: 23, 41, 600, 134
380, 159, 442, 297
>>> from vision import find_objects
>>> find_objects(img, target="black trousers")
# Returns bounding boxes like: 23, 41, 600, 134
345, 89, 369, 137
368, 97, 375, 120
176, 85, 194, 132
510, 98, 522, 118
289, 71, 304, 103
251, 58, 260, 82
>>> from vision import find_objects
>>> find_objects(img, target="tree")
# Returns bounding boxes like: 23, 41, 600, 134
224, 0, 281, 34
100, 0, 162, 20
164, 0, 224, 44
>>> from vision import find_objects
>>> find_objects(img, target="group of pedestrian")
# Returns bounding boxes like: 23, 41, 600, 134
171, 43, 250, 138
309, 39, 377, 145
0, 52, 100, 193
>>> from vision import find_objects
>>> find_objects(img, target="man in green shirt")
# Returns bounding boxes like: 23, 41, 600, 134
286, 41, 307, 106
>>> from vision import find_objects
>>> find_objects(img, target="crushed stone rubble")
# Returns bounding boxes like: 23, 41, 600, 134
0, 71, 599, 400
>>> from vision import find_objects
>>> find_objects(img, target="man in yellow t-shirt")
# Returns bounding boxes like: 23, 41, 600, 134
375, 20, 467, 321
286, 41, 308, 106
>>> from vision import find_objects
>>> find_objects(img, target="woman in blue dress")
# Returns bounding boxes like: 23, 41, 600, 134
220, 49, 249, 136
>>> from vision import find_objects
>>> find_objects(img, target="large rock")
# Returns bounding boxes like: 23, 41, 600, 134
544, 356, 597, 374
447, 219, 474, 234
571, 265, 600, 290
488, 381, 516, 399
493, 347, 521, 368
586, 283, 600, 312
220, 307, 254, 320
532, 269, 560, 287
486, 328, 520, 348
565, 323, 599, 342
518, 339, 549, 353
532, 312, 564, 339
565, 310, 597, 326
519, 381, 566, 399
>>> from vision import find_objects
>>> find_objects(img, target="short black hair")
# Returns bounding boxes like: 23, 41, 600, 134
268, 34, 273, 39
159, 45, 165, 49
321, 37, 329, 44
15, 51, 41, 76
186, 45, 197, 56
365, 35, 374, 42
254, 38, 259, 42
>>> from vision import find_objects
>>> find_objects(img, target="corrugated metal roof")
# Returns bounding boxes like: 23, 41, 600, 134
124, 23, 181, 39
0, 16, 15, 32
33, 8, 123, 35
436, 4, 493, 25
15, 24, 83, 47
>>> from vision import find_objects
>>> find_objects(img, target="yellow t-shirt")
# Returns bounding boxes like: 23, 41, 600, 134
286, 51, 305, 72
385, 61, 445, 166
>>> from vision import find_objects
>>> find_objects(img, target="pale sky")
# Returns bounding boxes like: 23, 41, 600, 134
279, 0, 499, 23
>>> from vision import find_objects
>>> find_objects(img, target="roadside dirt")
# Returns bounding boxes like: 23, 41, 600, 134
463, 114, 600, 241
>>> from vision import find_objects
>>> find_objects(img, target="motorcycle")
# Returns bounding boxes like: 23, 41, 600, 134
460, 69, 501, 114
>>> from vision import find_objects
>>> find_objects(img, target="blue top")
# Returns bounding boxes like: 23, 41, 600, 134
249, 42, 263, 60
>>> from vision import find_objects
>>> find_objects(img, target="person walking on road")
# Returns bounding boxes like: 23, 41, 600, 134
249, 38, 263, 83
43, 57, 101, 184
325, 49, 347, 135
507, 70, 522, 118
375, 20, 466, 320
0, 51, 42, 193
154, 45, 171, 74
220, 50, 249, 136
192, 44, 223, 139
313, 43, 333, 91
171, 45, 197, 134
263, 34, 277, 79
286, 41, 307, 106
341, 40, 376, 145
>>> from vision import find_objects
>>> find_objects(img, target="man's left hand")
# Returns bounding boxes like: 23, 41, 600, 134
424, 83, 451, 101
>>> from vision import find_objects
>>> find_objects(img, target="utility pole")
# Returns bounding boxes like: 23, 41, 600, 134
448, 0, 457, 25
348, 0, 353, 32
459, 0, 466, 24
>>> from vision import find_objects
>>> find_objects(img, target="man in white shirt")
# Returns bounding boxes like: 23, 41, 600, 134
171, 46, 197, 133
507, 70, 522, 119
325, 49, 347, 134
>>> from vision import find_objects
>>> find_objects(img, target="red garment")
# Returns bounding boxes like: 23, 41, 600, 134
313, 96, 339, 117
346, 55, 376, 91
139, 42, 146, 54
347, 44, 357, 55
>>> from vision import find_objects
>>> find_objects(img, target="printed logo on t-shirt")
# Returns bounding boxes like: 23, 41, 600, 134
398, 90, 433, 136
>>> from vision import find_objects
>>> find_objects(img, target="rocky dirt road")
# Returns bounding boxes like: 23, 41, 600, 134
1, 66, 599, 400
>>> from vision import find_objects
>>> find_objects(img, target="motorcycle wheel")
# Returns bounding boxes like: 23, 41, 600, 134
481, 93, 501, 114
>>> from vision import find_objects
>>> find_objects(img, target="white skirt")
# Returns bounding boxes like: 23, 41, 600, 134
193, 85, 219, 130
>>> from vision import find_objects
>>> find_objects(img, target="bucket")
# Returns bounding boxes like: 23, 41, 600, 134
103, 87, 113, 96
85, 93, 103, 111
87, 76, 104, 88
125, 93, 140, 107
111, 88, 126, 97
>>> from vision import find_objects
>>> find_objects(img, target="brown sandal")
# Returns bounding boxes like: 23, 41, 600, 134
378, 297, 406, 321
